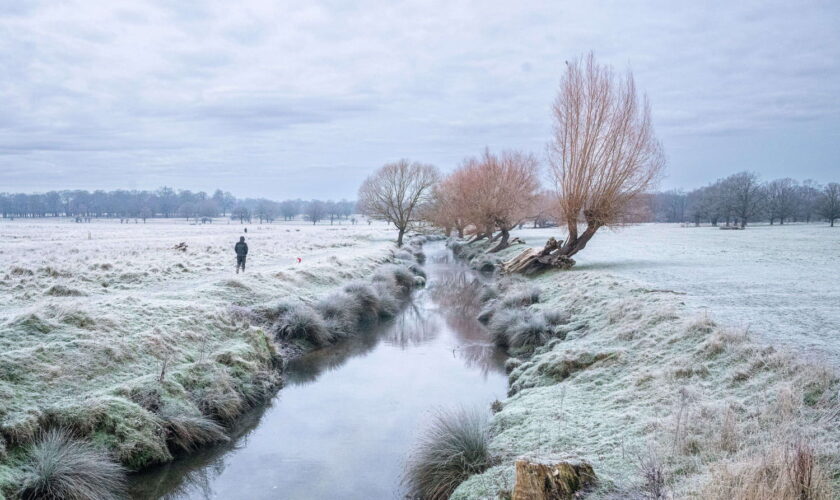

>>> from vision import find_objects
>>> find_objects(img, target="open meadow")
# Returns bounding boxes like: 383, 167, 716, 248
513, 223, 840, 364
0, 218, 401, 493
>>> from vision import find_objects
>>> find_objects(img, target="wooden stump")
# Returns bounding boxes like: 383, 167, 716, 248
512, 458, 596, 500
501, 238, 575, 275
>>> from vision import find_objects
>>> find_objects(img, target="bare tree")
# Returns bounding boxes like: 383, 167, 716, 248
459, 149, 541, 252
358, 159, 440, 246
818, 183, 840, 227
509, 53, 663, 272
726, 172, 764, 227
766, 178, 798, 225
304, 199, 326, 224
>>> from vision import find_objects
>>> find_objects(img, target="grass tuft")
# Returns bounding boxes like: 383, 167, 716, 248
17, 428, 126, 500
404, 408, 494, 500
160, 412, 229, 453
273, 302, 332, 347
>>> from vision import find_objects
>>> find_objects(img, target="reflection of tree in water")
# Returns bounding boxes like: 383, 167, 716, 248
128, 403, 272, 499
286, 327, 383, 386
443, 312, 507, 377
427, 269, 484, 317
382, 301, 441, 348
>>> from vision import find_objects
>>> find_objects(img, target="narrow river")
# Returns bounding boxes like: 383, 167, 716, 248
129, 244, 508, 499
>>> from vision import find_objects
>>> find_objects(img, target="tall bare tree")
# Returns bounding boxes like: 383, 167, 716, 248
818, 183, 840, 227
548, 54, 664, 259
358, 159, 440, 246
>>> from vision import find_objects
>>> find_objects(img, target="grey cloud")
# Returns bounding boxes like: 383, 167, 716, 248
0, 0, 838, 197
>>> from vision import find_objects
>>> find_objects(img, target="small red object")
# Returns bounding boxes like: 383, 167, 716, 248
297, 257, 302, 263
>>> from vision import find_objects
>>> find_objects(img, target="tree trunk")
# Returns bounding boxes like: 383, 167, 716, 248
397, 228, 405, 247
487, 228, 510, 253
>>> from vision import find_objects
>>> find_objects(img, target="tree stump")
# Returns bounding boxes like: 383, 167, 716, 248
512, 458, 596, 500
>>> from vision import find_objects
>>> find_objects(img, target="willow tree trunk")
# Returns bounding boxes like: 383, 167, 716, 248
502, 223, 600, 274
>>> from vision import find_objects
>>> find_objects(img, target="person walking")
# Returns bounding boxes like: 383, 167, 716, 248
234, 236, 248, 273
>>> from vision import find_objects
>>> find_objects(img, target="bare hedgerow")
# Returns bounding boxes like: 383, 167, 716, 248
403, 408, 494, 500
17, 428, 127, 500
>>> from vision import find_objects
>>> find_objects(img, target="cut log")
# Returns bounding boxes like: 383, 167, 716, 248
512, 458, 596, 500
501, 237, 575, 274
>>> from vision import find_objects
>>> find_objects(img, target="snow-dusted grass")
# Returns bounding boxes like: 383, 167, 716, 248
511, 223, 840, 363
0, 218, 403, 495
449, 232, 839, 499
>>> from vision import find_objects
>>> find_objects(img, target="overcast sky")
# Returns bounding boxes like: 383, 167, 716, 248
1, 0, 838, 199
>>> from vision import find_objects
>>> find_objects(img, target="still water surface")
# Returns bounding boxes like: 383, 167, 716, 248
129, 245, 508, 499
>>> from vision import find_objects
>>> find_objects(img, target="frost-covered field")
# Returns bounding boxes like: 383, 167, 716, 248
513, 223, 840, 364
0, 218, 398, 489
450, 226, 840, 498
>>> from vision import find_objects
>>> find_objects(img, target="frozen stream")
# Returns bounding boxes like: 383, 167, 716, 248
129, 244, 508, 499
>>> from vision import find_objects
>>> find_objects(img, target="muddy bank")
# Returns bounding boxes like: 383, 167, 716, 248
447, 238, 839, 499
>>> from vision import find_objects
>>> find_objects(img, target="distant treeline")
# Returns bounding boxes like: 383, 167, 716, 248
0, 188, 358, 224
649, 172, 840, 227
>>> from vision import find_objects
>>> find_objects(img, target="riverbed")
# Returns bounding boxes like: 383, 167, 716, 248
129, 244, 508, 499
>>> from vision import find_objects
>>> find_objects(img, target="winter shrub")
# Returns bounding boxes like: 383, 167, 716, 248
403, 408, 493, 500
17, 428, 126, 500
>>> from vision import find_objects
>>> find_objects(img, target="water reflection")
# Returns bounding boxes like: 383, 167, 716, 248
129, 243, 507, 499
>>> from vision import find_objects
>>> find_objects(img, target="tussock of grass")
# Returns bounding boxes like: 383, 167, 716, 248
43, 285, 86, 297
373, 264, 416, 295
701, 439, 833, 500
404, 408, 494, 500
343, 282, 381, 322
160, 412, 229, 453
272, 302, 332, 347
17, 428, 126, 500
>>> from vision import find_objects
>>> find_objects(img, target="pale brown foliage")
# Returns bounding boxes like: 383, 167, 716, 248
549, 53, 664, 257
358, 159, 440, 246
431, 149, 540, 251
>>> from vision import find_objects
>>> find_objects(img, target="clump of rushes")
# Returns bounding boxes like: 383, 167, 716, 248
17, 428, 126, 500
404, 408, 494, 500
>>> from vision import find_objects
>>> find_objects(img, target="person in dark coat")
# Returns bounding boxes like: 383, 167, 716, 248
234, 236, 248, 273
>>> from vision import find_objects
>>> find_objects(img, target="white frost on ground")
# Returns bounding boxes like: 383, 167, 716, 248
512, 223, 840, 364
0, 218, 400, 478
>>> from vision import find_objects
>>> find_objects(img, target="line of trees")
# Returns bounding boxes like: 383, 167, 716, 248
652, 174, 840, 227
0, 188, 357, 224
360, 53, 665, 265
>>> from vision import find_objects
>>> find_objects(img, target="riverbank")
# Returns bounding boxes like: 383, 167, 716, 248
0, 219, 424, 498
449, 237, 839, 498
128, 243, 508, 499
